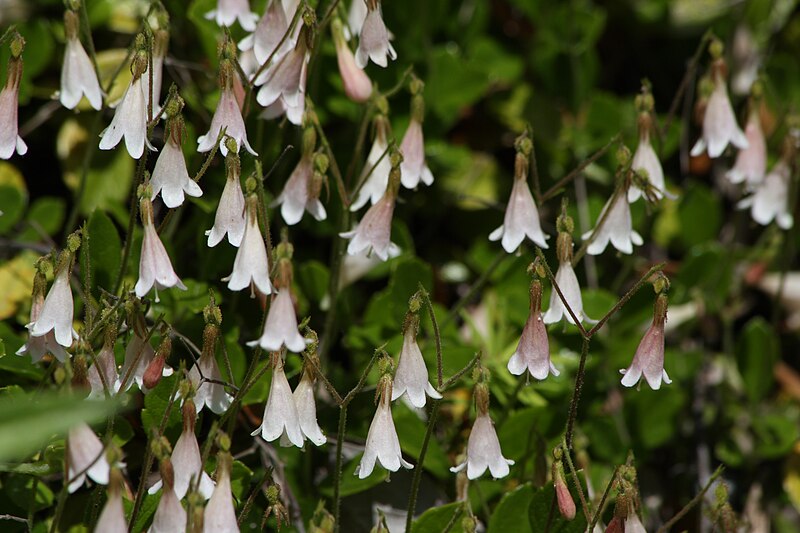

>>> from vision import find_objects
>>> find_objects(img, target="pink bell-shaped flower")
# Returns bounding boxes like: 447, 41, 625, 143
94, 470, 127, 533
251, 352, 304, 447
293, 364, 326, 446
691, 53, 748, 159
223, 192, 273, 296
203, 448, 238, 533
508, 277, 559, 380
60, 10, 102, 110
18, 269, 71, 362
0, 33, 27, 159
149, 400, 215, 499
355, 0, 396, 69
628, 92, 673, 203
399, 120, 433, 189
490, 141, 549, 252
738, 160, 794, 230
99, 45, 154, 159
255, 35, 309, 120
583, 191, 643, 255
207, 148, 247, 247
240, 0, 291, 66
205, 0, 258, 31
341, 190, 399, 262
333, 17, 372, 103
87, 327, 120, 399
726, 104, 766, 187
391, 315, 441, 408
66, 422, 110, 493
621, 288, 671, 390
357, 373, 412, 479
135, 197, 186, 301
450, 381, 513, 480
28, 252, 77, 349
350, 115, 392, 211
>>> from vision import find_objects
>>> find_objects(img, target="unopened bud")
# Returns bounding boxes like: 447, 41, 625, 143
709, 38, 724, 59
67, 231, 82, 253
616, 145, 632, 167
217, 432, 231, 452
313, 152, 329, 174
245, 176, 258, 194
10, 34, 25, 58
143, 352, 166, 390
266, 484, 280, 504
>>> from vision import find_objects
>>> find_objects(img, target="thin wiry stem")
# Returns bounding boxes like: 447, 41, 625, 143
588, 466, 619, 532
655, 466, 724, 533
540, 134, 622, 203
404, 400, 441, 532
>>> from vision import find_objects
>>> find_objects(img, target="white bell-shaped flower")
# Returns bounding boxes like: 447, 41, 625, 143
99, 70, 154, 159
67, 422, 110, 493
738, 160, 794, 230
60, 11, 102, 110
726, 108, 766, 187
240, 0, 291, 66
272, 156, 327, 225
357, 376, 412, 479
135, 198, 186, 301
583, 191, 643, 255
197, 85, 257, 157
293, 369, 326, 446
621, 292, 671, 390
189, 337, 234, 415
206, 152, 247, 247
255, 36, 309, 112
489, 176, 548, 253
149, 401, 215, 500
94, 472, 127, 533
18, 272, 71, 362
691, 64, 748, 159
0, 47, 27, 159
119, 329, 174, 392
28, 258, 76, 349
205, 0, 258, 31
341, 191, 399, 262
355, 0, 396, 69
249, 289, 309, 352
223, 194, 273, 296
391, 323, 441, 408
400, 119, 433, 189
450, 411, 514, 480
543, 262, 595, 325
87, 343, 120, 399
630, 131, 667, 202
202, 451, 238, 533
350, 116, 392, 211
251, 354, 304, 447
147, 461, 186, 533
151, 135, 202, 209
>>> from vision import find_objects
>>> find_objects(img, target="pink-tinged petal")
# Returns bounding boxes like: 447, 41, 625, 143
224, 209, 272, 295
251, 364, 304, 447
350, 130, 391, 210
342, 194, 396, 261
399, 120, 431, 188
29, 267, 74, 348
67, 422, 109, 493
148, 485, 186, 533
356, 3, 396, 69
0, 85, 23, 159
462, 413, 513, 480
202, 461, 237, 532
493, 177, 548, 252
198, 89, 257, 157
726, 114, 766, 186
207, 170, 246, 247
95, 489, 127, 532
336, 36, 372, 103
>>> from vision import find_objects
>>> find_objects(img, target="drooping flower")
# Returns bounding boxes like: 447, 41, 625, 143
149, 400, 215, 499
341, 188, 399, 262
223, 191, 273, 296
543, 216, 596, 325
623, 505, 647, 533
255, 29, 309, 118
66, 422, 110, 493
17, 269, 71, 362
240, 0, 291, 66
629, 91, 670, 202
553, 455, 576, 520
151, 95, 202, 208
450, 380, 513, 480
28, 251, 77, 349
357, 372, 412, 479
350, 114, 392, 211
726, 102, 766, 187
203, 448, 238, 533
355, 0, 396, 69
0, 33, 27, 159
207, 148, 247, 247
508, 276, 558, 380
583, 191, 643, 256
94, 470, 127, 533
249, 247, 309, 352
391, 314, 441, 408
333, 17, 372, 103
400, 83, 433, 189
251, 352, 304, 448
738, 160, 794, 230
148, 458, 187, 533
99, 42, 154, 159
691, 49, 748, 159
489, 136, 549, 252
198, 45, 257, 157
118, 322, 174, 392
135, 197, 186, 301
205, 0, 258, 31
87, 326, 120, 399
621, 290, 671, 390
60, 9, 102, 110
189, 323, 234, 415
272, 127, 327, 225
293, 361, 326, 446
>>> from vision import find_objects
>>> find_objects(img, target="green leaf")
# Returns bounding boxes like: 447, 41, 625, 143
394, 403, 451, 479
678, 183, 722, 249
140, 374, 181, 437
528, 481, 587, 533
80, 149, 134, 222
736, 318, 778, 403
412, 502, 466, 533
320, 454, 387, 498
0, 389, 119, 462
0, 184, 27, 235
19, 197, 66, 241
83, 210, 122, 296
489, 483, 534, 533
297, 260, 331, 304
